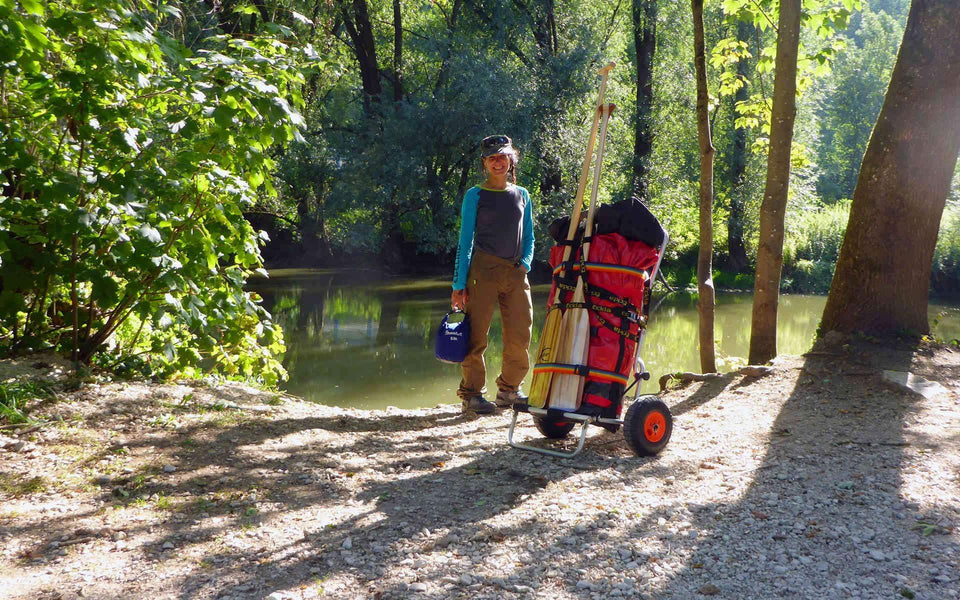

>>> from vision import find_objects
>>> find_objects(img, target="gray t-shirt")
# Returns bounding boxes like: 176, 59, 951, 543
474, 186, 526, 260
452, 184, 535, 290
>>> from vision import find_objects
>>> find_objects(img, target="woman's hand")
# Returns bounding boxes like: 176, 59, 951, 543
451, 289, 468, 310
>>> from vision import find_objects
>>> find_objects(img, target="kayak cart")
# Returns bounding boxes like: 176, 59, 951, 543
508, 197, 673, 459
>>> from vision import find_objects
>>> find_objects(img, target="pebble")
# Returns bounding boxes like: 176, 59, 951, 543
163, 465, 176, 473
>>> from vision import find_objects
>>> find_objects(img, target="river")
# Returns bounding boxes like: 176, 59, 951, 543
251, 270, 960, 410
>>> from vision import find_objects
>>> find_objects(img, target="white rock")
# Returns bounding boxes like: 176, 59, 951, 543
163, 465, 176, 473
882, 370, 948, 399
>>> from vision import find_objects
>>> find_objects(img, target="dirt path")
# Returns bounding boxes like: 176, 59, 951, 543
1, 339, 958, 600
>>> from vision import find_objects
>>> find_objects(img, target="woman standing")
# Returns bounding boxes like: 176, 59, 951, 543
451, 135, 535, 415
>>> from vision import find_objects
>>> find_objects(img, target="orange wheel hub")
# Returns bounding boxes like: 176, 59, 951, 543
643, 411, 666, 443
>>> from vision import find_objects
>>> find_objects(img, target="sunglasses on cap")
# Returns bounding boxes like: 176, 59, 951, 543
481, 135, 514, 157
482, 135, 511, 148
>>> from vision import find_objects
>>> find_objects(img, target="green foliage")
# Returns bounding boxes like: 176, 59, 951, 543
714, 270, 755, 290
778, 203, 848, 293
815, 6, 906, 201
0, 0, 310, 384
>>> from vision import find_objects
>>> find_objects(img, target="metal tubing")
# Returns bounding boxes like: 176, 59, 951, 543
507, 410, 592, 459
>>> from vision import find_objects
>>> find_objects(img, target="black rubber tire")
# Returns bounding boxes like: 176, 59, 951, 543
623, 395, 672, 456
534, 416, 576, 439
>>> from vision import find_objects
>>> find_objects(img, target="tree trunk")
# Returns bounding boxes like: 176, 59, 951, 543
692, 0, 716, 374
748, 0, 800, 365
433, 0, 462, 97
820, 0, 960, 336
726, 19, 752, 273
392, 0, 404, 103
632, 0, 657, 201
339, 0, 382, 112
296, 195, 333, 266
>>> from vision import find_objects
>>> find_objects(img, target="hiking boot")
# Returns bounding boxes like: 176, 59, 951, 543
495, 388, 528, 408
462, 395, 497, 415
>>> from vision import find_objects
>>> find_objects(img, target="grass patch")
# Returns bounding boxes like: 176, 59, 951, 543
147, 412, 180, 429
203, 411, 247, 428
0, 380, 54, 424
190, 496, 216, 513
0, 473, 49, 497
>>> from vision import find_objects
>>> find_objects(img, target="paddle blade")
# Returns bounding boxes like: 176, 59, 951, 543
529, 307, 563, 408
548, 308, 590, 411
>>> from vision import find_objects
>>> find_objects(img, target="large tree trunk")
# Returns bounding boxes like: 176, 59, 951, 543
748, 0, 800, 365
691, 0, 716, 373
820, 0, 960, 336
632, 0, 657, 201
339, 0, 382, 112
726, 19, 752, 273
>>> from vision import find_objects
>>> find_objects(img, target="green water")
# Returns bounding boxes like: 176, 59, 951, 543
251, 270, 960, 410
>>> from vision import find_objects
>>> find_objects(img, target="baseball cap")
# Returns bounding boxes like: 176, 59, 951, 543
481, 135, 514, 157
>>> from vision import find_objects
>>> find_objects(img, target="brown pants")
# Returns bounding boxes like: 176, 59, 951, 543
458, 250, 533, 399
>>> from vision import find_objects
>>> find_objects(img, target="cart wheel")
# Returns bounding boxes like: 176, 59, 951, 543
623, 395, 672, 456
534, 417, 576, 439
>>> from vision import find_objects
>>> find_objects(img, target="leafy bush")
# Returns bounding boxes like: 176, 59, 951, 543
0, 0, 310, 384
714, 270, 754, 290
659, 266, 695, 290
782, 259, 836, 294
933, 206, 960, 294
783, 202, 850, 266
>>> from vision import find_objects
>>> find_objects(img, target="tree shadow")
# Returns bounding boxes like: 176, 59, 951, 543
667, 375, 734, 417
3, 389, 631, 599
606, 341, 960, 598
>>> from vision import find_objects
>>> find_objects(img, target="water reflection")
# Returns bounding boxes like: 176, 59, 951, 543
251, 270, 960, 410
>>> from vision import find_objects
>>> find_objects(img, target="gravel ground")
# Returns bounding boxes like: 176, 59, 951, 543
0, 338, 958, 600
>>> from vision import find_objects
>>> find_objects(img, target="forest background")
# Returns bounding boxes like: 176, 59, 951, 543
2, 0, 960, 391
259, 0, 960, 296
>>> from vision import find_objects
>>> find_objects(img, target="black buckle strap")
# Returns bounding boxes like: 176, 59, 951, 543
595, 311, 640, 342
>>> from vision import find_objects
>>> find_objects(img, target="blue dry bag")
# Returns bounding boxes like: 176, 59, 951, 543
434, 310, 470, 364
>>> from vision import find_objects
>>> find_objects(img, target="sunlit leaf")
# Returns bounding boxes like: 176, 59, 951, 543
138, 224, 162, 244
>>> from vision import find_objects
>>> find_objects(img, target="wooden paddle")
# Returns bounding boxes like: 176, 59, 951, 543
547, 102, 616, 411
528, 63, 615, 409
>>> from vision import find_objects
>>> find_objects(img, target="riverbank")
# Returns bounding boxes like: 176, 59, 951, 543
1, 337, 958, 600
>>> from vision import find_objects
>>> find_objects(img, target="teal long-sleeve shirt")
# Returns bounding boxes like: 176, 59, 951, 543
452, 184, 535, 290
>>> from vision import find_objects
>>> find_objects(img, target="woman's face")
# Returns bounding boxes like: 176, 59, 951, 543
483, 153, 511, 177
